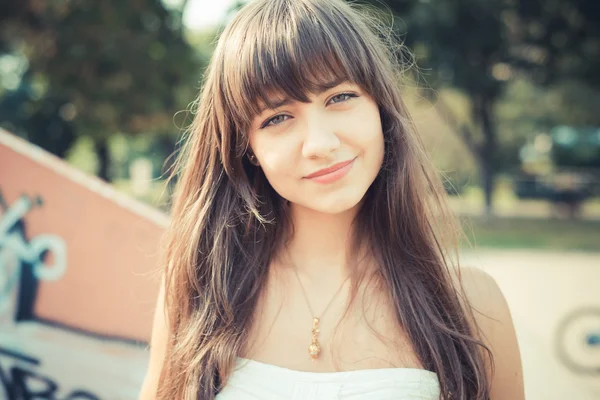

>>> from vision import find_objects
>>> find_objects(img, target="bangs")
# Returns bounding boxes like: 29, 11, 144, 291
219, 0, 377, 132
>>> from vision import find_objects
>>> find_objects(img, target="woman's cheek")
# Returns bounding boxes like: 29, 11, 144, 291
260, 144, 298, 184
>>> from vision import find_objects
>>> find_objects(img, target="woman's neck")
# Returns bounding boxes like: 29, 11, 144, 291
281, 202, 361, 281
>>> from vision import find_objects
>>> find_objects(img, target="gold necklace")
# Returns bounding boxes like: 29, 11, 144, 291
292, 267, 351, 361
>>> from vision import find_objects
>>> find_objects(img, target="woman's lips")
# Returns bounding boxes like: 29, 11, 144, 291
304, 158, 356, 184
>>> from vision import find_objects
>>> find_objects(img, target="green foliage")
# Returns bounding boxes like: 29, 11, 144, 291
511, 0, 600, 87
2, 0, 201, 136
0, 0, 206, 180
355, 0, 600, 213
65, 135, 99, 175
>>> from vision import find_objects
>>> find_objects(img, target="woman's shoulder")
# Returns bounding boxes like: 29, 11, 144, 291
449, 266, 526, 399
448, 265, 512, 344
450, 266, 504, 312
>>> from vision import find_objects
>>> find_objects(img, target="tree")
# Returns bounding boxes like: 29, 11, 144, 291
357, 0, 600, 216
510, 0, 600, 88
354, 0, 513, 216
0, 0, 201, 181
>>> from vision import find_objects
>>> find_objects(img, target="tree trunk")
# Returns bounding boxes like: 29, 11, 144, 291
480, 154, 495, 218
475, 96, 497, 218
433, 92, 499, 218
94, 137, 111, 182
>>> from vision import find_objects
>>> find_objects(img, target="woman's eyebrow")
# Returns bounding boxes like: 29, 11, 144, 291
258, 78, 349, 114
259, 97, 293, 114
314, 77, 346, 93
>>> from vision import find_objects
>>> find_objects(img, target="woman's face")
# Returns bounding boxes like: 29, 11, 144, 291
248, 81, 385, 214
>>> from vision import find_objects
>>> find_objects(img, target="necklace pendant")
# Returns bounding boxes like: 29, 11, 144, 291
308, 317, 321, 360
308, 340, 321, 360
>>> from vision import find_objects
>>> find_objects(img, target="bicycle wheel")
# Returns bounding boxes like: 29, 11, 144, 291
555, 307, 600, 375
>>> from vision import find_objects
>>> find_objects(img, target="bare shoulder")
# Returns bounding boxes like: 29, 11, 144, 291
450, 266, 505, 316
450, 266, 526, 400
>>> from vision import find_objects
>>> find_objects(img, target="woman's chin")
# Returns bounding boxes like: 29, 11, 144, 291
293, 191, 366, 215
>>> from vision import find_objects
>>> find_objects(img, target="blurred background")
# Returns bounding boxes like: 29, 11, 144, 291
0, 0, 598, 399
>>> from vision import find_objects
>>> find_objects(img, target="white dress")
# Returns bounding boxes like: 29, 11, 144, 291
215, 358, 440, 400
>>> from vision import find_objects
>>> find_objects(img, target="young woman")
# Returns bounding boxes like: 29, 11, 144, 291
139, 0, 524, 399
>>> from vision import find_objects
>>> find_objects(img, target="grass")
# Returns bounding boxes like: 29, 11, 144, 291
460, 216, 600, 252
452, 182, 600, 252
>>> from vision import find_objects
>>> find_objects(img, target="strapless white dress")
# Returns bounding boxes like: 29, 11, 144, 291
215, 358, 440, 400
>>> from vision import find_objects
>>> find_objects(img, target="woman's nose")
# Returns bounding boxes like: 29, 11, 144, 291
301, 114, 341, 159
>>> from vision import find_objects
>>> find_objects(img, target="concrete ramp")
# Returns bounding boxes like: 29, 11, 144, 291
0, 129, 166, 399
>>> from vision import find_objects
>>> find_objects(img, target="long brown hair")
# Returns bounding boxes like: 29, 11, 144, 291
157, 0, 492, 398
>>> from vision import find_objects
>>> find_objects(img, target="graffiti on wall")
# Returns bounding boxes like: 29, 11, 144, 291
0, 192, 67, 320
0, 131, 167, 400
0, 346, 99, 400
0, 191, 101, 400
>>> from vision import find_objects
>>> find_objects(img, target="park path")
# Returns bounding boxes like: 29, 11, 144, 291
462, 249, 600, 400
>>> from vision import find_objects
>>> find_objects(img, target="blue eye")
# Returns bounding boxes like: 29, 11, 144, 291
259, 92, 358, 128
262, 114, 290, 128
329, 92, 357, 104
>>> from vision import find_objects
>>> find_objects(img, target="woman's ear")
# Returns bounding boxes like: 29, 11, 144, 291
247, 150, 260, 166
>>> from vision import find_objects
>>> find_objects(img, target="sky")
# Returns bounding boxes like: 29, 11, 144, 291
180, 0, 240, 30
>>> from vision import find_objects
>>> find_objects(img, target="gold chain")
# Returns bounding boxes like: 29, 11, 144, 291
292, 266, 351, 361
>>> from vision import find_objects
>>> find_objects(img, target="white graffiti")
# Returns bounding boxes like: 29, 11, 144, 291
0, 194, 67, 308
